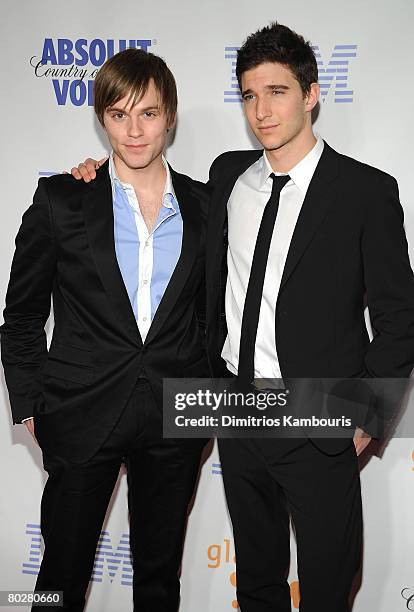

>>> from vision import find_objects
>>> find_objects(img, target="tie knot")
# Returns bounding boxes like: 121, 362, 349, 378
270, 173, 290, 194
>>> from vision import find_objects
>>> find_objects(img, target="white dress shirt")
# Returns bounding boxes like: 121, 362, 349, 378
222, 137, 324, 378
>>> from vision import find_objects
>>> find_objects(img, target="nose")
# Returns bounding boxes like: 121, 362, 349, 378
127, 116, 144, 138
255, 96, 271, 122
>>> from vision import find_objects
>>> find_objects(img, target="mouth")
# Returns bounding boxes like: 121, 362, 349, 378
258, 124, 279, 132
124, 144, 148, 151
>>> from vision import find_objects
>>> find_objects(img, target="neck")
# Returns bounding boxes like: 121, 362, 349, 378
113, 153, 166, 193
265, 127, 317, 174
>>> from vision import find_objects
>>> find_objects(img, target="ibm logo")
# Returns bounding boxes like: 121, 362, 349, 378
91, 530, 133, 586
224, 47, 242, 103
22, 524, 42, 576
22, 524, 133, 587
224, 44, 357, 104
313, 44, 357, 103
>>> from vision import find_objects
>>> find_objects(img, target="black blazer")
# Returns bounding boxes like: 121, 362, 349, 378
1, 161, 210, 462
205, 142, 414, 451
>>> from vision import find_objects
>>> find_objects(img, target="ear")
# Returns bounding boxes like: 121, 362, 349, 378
167, 112, 177, 132
304, 82, 320, 112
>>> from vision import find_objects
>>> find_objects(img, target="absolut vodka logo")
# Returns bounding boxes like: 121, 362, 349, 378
30, 38, 153, 106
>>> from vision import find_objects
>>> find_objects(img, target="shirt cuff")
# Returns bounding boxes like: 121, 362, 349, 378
21, 417, 34, 423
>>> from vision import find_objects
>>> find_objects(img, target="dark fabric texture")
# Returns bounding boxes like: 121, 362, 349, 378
32, 380, 202, 612
218, 437, 362, 612
1, 161, 210, 462
205, 142, 414, 454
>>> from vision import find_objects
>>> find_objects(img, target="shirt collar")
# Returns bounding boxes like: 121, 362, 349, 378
259, 135, 324, 195
108, 152, 177, 210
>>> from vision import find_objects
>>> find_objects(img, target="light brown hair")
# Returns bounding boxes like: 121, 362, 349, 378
94, 48, 177, 127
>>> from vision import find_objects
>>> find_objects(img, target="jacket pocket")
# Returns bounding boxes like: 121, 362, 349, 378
42, 357, 94, 385
48, 341, 92, 365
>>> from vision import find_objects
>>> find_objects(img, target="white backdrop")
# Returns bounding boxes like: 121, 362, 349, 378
1, 1, 414, 610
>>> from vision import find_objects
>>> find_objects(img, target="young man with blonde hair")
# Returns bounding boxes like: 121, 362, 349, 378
1, 48, 208, 611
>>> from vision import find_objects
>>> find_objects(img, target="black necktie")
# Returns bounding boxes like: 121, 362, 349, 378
237, 173, 291, 381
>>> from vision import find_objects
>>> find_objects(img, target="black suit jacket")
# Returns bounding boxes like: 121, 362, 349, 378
205, 142, 414, 452
1, 161, 210, 462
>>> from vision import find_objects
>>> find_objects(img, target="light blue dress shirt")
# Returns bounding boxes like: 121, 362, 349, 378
109, 153, 183, 341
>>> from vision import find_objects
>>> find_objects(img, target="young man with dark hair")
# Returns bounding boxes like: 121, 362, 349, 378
206, 22, 414, 612
1, 48, 209, 611
72, 22, 414, 612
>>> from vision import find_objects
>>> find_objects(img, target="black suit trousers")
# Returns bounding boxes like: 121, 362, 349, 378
32, 379, 202, 612
218, 438, 362, 612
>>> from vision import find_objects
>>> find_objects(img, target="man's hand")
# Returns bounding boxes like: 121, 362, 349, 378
70, 157, 107, 182
24, 418, 39, 446
353, 426, 372, 456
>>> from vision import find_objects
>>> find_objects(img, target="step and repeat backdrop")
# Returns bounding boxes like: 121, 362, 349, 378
1, 1, 413, 610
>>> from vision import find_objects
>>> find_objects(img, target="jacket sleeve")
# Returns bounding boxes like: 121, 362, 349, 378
0, 179, 56, 423
362, 174, 414, 378
358, 174, 414, 437
205, 152, 227, 193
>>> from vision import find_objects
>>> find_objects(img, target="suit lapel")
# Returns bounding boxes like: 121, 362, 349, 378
144, 167, 201, 345
279, 142, 340, 290
82, 161, 142, 346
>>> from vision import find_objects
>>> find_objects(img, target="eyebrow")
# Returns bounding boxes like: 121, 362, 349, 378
106, 105, 160, 113
241, 84, 290, 96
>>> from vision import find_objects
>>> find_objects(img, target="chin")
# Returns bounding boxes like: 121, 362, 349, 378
254, 132, 279, 149
264, 137, 290, 152
258, 139, 282, 151
124, 155, 151, 169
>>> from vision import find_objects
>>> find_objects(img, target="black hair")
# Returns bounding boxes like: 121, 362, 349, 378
236, 22, 318, 95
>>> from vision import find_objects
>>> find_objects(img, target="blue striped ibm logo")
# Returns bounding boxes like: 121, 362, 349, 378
224, 44, 357, 104
224, 47, 242, 103
313, 44, 357, 103
92, 530, 133, 586
23, 524, 133, 587
22, 524, 42, 575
